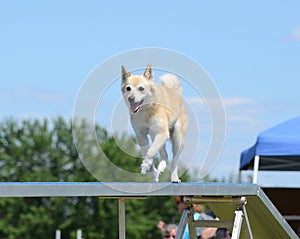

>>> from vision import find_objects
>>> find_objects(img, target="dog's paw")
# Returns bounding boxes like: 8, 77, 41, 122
171, 179, 181, 183
171, 174, 181, 183
157, 161, 167, 173
140, 164, 149, 175
170, 170, 181, 183
140, 158, 152, 175
140, 167, 147, 175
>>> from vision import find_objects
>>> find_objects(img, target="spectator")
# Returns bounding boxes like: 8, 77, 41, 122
174, 196, 231, 239
157, 221, 177, 239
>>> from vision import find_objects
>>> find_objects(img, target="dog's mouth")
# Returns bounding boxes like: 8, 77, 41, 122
130, 100, 144, 113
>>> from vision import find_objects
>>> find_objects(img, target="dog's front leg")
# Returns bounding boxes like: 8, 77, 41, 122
135, 133, 154, 175
141, 133, 168, 176
143, 131, 169, 182
146, 133, 169, 158
135, 133, 149, 158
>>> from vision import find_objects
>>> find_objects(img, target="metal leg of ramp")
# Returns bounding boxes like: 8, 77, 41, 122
231, 209, 243, 239
119, 198, 126, 239
176, 208, 189, 239
176, 196, 253, 239
100, 196, 145, 239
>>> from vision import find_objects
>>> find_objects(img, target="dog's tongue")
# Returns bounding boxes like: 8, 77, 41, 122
130, 102, 141, 113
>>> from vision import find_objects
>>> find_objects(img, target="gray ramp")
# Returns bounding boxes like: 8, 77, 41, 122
205, 190, 297, 238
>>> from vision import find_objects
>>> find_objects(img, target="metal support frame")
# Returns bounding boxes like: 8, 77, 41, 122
177, 196, 252, 239
231, 209, 244, 239
176, 209, 189, 239
241, 204, 253, 239
119, 198, 126, 239
100, 196, 145, 239
187, 206, 197, 239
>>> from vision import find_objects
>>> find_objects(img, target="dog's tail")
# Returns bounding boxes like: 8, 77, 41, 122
159, 74, 182, 94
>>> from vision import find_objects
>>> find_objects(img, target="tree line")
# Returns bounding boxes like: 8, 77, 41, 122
0, 117, 189, 239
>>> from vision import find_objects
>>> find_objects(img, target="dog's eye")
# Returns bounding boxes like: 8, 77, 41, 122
138, 86, 144, 92
126, 86, 131, 91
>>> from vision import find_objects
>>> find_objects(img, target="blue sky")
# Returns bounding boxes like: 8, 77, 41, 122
1, 1, 300, 186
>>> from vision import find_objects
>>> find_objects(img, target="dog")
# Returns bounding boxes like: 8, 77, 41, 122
121, 64, 188, 182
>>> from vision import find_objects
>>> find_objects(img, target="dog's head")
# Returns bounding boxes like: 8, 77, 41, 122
121, 64, 154, 114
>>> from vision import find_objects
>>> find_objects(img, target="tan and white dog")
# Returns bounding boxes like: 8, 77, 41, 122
121, 64, 188, 182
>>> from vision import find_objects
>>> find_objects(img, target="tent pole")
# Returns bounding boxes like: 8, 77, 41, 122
253, 155, 260, 184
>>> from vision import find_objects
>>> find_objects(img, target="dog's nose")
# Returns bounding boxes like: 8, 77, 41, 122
128, 96, 135, 103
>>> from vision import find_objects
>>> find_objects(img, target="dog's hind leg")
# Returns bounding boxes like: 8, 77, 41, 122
170, 121, 185, 183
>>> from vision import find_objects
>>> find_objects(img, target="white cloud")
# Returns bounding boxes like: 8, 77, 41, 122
188, 96, 254, 107
222, 97, 254, 107
187, 96, 262, 127
290, 27, 300, 41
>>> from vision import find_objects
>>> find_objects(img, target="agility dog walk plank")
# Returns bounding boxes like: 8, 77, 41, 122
0, 182, 258, 197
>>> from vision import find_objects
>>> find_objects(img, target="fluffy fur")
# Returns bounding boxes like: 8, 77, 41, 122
121, 64, 188, 182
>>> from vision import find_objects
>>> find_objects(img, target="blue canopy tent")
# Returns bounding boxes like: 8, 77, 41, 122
240, 116, 300, 236
240, 116, 300, 183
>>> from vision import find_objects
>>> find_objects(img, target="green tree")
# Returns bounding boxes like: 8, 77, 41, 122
0, 117, 189, 239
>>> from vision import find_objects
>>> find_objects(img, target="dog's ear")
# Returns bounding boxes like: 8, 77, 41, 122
121, 65, 131, 82
143, 64, 154, 81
